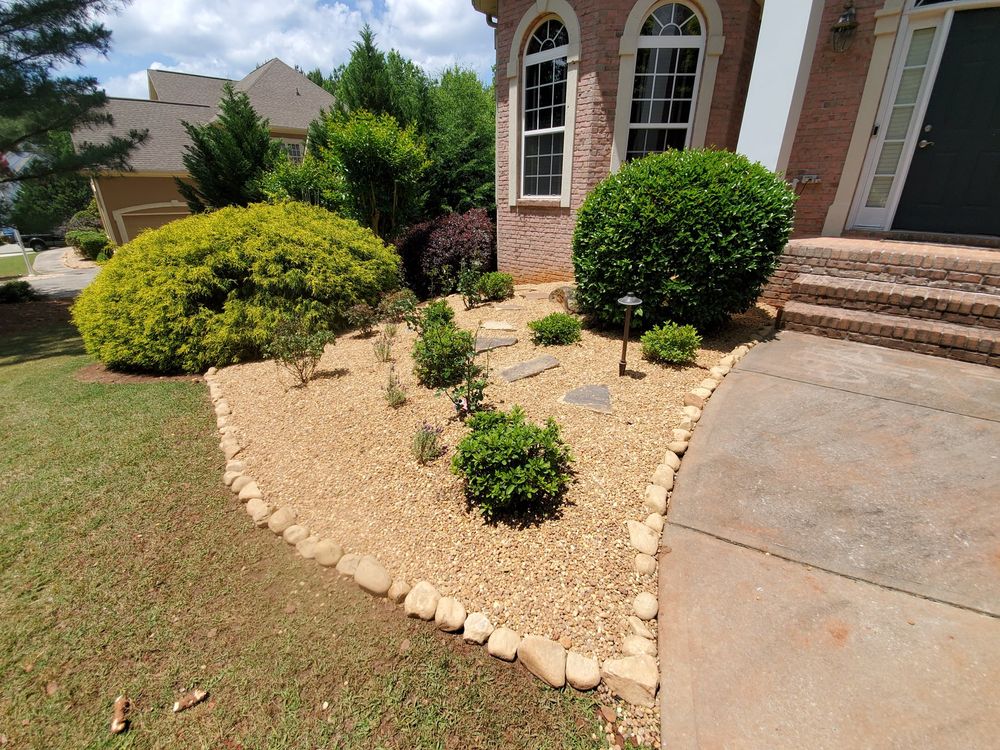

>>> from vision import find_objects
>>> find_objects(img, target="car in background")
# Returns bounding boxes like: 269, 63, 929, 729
1, 229, 64, 250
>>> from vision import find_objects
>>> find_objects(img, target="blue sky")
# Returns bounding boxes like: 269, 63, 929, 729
78, 0, 496, 98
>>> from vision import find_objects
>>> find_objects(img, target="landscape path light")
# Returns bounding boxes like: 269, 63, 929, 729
617, 293, 642, 376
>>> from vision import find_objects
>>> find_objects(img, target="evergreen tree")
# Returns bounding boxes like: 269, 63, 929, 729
425, 67, 495, 214
7, 132, 91, 231
333, 25, 393, 118
0, 0, 147, 184
176, 83, 282, 212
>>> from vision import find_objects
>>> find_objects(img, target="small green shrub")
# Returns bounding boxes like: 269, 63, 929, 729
72, 202, 400, 373
346, 302, 378, 336
412, 322, 475, 388
0, 280, 38, 303
384, 366, 407, 407
266, 317, 334, 386
452, 407, 573, 519
641, 322, 701, 365
445, 354, 488, 419
377, 289, 419, 323
65, 229, 110, 260
572, 148, 796, 330
412, 423, 445, 465
373, 331, 394, 363
458, 267, 515, 308
419, 299, 455, 330
476, 272, 514, 302
528, 313, 582, 346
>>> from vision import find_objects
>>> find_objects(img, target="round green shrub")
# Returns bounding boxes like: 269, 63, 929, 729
641, 322, 701, 364
475, 271, 515, 302
572, 149, 795, 330
452, 407, 573, 519
528, 312, 582, 346
72, 202, 400, 373
411, 321, 474, 388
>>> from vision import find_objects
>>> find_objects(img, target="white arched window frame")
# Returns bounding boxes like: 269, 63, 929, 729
611, 0, 725, 171
507, 0, 582, 208
521, 20, 570, 198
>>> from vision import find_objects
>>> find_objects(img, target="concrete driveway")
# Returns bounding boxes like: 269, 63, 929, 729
26, 247, 99, 297
659, 333, 1000, 748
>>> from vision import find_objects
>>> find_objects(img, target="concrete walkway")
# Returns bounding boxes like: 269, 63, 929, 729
27, 247, 99, 297
658, 332, 1000, 748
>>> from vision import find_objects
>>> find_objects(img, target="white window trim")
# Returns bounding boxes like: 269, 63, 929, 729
522, 36, 570, 198
507, 0, 582, 208
112, 200, 187, 244
611, 0, 725, 172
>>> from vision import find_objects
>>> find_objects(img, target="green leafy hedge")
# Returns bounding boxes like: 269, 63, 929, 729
572, 149, 795, 330
65, 229, 110, 260
72, 202, 400, 373
641, 322, 701, 364
528, 312, 582, 346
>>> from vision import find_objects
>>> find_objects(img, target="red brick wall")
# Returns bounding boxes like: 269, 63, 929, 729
784, 0, 882, 237
494, 0, 761, 282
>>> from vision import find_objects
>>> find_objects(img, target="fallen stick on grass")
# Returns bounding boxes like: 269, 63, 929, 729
172, 688, 208, 713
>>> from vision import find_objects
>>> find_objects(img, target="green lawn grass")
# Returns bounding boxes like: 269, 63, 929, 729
0, 309, 605, 749
0, 250, 37, 278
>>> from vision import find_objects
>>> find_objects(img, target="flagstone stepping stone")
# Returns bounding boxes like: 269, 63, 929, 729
501, 355, 560, 382
475, 334, 517, 353
560, 384, 612, 414
523, 291, 550, 300
482, 321, 516, 331
494, 304, 524, 311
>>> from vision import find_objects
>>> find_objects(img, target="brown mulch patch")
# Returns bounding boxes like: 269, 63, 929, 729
74, 362, 202, 385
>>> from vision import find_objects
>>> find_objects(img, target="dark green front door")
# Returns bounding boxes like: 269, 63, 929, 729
893, 8, 1000, 237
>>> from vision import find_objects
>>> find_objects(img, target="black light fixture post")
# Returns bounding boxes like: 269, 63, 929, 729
617, 293, 642, 376
831, 1, 858, 52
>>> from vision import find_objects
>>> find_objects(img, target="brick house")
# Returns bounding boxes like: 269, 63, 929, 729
472, 0, 1000, 280
472, 0, 1000, 365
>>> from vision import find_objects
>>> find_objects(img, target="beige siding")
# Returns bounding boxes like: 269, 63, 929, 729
94, 175, 191, 244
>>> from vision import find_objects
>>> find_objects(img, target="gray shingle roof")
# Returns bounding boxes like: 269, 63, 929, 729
75, 58, 335, 173
72, 99, 214, 173
230, 59, 335, 131
147, 69, 232, 106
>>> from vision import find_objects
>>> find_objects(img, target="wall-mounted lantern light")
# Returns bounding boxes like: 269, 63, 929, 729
617, 293, 642, 376
831, 1, 858, 53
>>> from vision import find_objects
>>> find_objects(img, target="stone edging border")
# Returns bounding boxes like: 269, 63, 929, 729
202, 322, 771, 711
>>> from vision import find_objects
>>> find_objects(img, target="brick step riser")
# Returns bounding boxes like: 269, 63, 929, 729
780, 307, 999, 367
788, 288, 1000, 330
764, 253, 1000, 306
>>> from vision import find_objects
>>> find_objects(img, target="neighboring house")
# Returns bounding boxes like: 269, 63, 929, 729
472, 0, 1000, 281
73, 59, 334, 245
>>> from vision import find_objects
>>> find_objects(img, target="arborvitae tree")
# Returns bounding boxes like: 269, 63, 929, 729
0, 0, 147, 184
176, 83, 282, 212
332, 25, 393, 118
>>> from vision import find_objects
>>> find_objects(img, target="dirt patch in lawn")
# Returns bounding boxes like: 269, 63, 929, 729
217, 283, 771, 662
74, 362, 203, 385
0, 299, 73, 333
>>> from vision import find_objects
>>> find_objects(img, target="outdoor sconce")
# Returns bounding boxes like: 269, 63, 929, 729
831, 1, 858, 53
617, 293, 642, 376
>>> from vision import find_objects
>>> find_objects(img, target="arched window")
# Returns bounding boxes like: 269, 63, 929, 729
522, 19, 569, 196
626, 2, 706, 160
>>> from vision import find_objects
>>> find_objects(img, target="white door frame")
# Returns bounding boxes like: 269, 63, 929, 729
848, 0, 1000, 231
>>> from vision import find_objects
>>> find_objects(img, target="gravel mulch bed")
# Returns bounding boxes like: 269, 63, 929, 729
216, 283, 771, 740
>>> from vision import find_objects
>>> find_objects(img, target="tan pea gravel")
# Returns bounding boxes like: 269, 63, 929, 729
216, 282, 772, 746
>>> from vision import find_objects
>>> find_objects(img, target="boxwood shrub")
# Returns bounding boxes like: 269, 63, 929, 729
528, 312, 582, 346
452, 407, 573, 519
641, 322, 701, 364
411, 320, 474, 388
72, 202, 400, 373
572, 149, 795, 330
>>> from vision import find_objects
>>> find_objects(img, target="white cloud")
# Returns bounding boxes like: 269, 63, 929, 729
90, 0, 495, 96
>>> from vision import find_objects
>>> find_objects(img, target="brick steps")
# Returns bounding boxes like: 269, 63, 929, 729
790, 276, 1000, 330
781, 302, 1000, 366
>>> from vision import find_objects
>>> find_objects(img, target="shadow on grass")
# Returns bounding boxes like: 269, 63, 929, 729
0, 323, 85, 366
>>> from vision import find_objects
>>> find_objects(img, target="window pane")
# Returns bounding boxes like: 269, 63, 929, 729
674, 75, 695, 99
885, 105, 914, 139
526, 110, 538, 131
670, 99, 692, 124
635, 49, 654, 75
677, 48, 700, 74
649, 100, 669, 123
866, 176, 894, 208
552, 105, 565, 128
642, 4, 702, 37
896, 68, 924, 105
655, 49, 676, 75
652, 75, 671, 99
631, 100, 651, 124
538, 108, 552, 129
524, 176, 538, 195
665, 128, 687, 149
875, 141, 903, 175
527, 65, 539, 87
634, 75, 654, 99
905, 27, 935, 67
